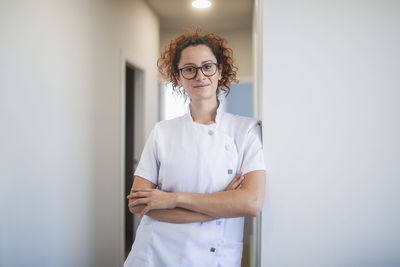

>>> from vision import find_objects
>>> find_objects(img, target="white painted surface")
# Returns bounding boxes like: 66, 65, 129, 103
0, 1, 159, 266
261, 1, 400, 266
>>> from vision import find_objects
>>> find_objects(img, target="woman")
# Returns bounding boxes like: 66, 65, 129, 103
124, 28, 266, 267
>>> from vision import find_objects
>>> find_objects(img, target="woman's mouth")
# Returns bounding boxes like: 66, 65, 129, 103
194, 84, 210, 88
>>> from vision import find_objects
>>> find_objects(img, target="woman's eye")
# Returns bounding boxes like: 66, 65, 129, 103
203, 64, 213, 70
184, 67, 195, 73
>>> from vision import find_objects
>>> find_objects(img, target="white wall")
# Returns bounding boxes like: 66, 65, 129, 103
261, 1, 400, 266
0, 1, 159, 266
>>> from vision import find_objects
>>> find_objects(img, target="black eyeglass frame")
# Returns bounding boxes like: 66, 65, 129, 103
178, 63, 218, 80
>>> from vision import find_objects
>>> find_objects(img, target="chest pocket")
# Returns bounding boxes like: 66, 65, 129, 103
158, 127, 239, 194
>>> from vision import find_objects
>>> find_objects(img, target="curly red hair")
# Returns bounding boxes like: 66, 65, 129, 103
157, 28, 238, 96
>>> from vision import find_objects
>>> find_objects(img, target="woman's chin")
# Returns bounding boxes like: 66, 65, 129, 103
189, 91, 217, 101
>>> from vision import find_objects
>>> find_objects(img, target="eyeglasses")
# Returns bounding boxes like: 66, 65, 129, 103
178, 63, 218, 80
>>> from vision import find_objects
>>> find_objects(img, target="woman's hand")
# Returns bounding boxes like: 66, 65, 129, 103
127, 188, 177, 217
224, 171, 244, 191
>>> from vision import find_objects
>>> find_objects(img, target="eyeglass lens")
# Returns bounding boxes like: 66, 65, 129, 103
181, 63, 217, 79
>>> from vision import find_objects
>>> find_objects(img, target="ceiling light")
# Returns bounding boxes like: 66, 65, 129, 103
192, 0, 212, 9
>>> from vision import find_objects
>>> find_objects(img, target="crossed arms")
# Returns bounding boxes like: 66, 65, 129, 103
127, 170, 266, 223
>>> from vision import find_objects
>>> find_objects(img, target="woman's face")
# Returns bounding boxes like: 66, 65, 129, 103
177, 45, 221, 102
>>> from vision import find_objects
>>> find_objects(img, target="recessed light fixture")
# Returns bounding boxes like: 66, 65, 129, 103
192, 0, 212, 9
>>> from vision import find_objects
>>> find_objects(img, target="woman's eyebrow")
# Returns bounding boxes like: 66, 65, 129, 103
181, 60, 214, 67
181, 63, 196, 67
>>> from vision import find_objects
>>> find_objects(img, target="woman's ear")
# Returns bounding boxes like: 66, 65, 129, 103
176, 74, 182, 87
177, 78, 182, 87
218, 65, 223, 80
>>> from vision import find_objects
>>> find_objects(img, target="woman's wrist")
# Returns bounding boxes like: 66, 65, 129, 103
172, 192, 182, 208
174, 192, 190, 209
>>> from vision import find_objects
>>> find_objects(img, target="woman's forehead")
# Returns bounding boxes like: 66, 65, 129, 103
179, 45, 217, 65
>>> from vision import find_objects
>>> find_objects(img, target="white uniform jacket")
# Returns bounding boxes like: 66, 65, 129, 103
125, 100, 265, 267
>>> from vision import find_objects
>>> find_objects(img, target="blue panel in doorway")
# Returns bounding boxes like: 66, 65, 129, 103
224, 82, 253, 117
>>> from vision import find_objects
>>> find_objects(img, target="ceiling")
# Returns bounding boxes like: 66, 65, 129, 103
145, 0, 253, 33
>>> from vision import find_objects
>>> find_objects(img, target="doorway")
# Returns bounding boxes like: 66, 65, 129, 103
124, 64, 135, 258
123, 62, 144, 259
121, 0, 264, 263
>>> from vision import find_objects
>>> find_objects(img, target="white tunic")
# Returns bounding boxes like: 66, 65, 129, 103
125, 100, 265, 267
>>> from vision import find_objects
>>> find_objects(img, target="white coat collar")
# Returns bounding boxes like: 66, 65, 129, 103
186, 94, 225, 128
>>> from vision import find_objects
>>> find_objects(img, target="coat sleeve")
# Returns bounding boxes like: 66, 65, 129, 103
133, 124, 160, 185
240, 120, 266, 175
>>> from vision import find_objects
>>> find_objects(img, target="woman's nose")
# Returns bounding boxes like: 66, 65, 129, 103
195, 69, 206, 80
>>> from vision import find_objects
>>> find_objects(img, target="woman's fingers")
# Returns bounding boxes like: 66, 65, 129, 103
140, 206, 151, 217
225, 179, 235, 191
225, 171, 244, 191
231, 175, 244, 189
127, 191, 150, 199
227, 172, 241, 188
131, 188, 153, 193
129, 198, 150, 207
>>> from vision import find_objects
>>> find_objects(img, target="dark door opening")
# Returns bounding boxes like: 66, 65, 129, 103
125, 64, 135, 258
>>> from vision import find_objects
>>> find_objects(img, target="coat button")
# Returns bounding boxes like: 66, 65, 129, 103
208, 130, 214, 136
216, 220, 222, 225
210, 247, 216, 252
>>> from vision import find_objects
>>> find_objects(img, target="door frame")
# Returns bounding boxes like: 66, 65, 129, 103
118, 1, 265, 261
119, 50, 145, 263
253, 0, 264, 266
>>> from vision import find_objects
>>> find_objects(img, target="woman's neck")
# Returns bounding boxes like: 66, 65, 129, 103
190, 98, 219, 125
